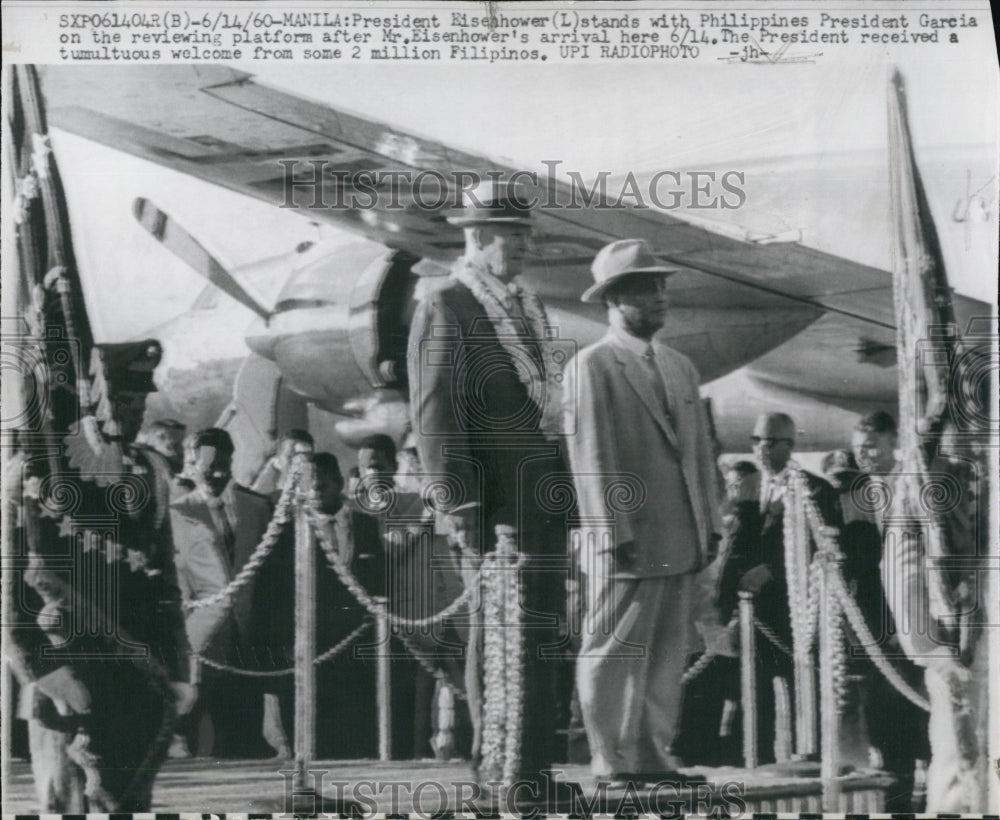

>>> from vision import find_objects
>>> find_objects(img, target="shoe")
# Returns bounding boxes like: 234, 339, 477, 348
269, 744, 292, 761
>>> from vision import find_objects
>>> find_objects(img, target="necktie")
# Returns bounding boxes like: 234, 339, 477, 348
221, 509, 235, 565
504, 284, 530, 333
642, 346, 672, 421
208, 498, 236, 565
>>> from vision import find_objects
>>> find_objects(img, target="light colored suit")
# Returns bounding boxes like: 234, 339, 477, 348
564, 327, 720, 577
563, 326, 721, 776
170, 482, 273, 661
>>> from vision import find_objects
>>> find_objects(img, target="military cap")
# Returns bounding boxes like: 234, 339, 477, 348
90, 340, 162, 395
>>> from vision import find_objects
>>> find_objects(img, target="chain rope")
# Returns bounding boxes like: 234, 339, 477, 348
392, 629, 467, 702
186, 461, 928, 719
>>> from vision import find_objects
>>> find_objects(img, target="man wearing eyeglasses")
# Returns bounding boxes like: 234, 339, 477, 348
716, 412, 839, 763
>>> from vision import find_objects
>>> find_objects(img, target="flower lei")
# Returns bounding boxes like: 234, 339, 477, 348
785, 463, 850, 714
453, 260, 564, 440
479, 526, 524, 784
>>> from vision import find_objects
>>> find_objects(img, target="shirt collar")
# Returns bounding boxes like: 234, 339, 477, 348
761, 467, 790, 487
199, 480, 235, 508
610, 323, 654, 359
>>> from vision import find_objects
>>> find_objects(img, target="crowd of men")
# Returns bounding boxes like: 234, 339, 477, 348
8, 182, 980, 814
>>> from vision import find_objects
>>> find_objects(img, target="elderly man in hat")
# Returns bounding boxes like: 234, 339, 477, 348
407, 180, 571, 797
563, 239, 721, 785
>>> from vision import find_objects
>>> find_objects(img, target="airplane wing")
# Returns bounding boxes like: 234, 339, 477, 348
39, 65, 989, 407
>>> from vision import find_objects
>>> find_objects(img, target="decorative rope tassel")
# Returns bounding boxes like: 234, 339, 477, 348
479, 525, 524, 785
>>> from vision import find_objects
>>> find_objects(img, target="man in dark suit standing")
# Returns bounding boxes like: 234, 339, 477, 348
716, 412, 840, 763
845, 412, 929, 811
407, 181, 570, 800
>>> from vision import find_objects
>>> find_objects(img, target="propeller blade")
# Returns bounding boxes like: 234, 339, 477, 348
133, 197, 271, 321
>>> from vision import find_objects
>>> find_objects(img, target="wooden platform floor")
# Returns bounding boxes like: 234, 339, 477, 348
4, 757, 897, 815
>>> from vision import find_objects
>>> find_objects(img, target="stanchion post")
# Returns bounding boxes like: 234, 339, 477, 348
375, 596, 391, 761
294, 460, 317, 793
738, 590, 758, 769
819, 549, 844, 812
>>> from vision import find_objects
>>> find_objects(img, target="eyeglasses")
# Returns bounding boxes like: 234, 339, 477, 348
750, 436, 792, 447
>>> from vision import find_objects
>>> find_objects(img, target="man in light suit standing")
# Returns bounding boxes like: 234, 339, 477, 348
563, 238, 721, 784
170, 427, 274, 757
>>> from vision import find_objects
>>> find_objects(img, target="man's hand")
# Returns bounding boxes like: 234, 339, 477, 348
738, 563, 773, 595
169, 682, 198, 715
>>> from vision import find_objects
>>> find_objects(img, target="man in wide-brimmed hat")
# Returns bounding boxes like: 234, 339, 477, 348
407, 179, 571, 801
563, 238, 722, 785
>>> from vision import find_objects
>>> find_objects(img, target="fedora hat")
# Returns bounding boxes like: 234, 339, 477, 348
581, 239, 679, 304
446, 179, 534, 227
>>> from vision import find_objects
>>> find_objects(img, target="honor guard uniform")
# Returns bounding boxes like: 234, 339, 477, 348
8, 340, 193, 812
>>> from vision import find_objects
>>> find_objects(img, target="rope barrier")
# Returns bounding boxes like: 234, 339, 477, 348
753, 617, 794, 659
181, 464, 471, 682
792, 465, 933, 714
828, 568, 931, 712
181, 484, 295, 612
734, 462, 931, 723
393, 629, 467, 702
192, 619, 373, 677
304, 484, 473, 630
680, 614, 740, 684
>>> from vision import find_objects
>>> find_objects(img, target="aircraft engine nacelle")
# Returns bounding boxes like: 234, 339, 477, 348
243, 242, 427, 446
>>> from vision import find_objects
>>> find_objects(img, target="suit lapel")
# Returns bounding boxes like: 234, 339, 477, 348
177, 492, 233, 580
653, 345, 685, 450
615, 343, 680, 450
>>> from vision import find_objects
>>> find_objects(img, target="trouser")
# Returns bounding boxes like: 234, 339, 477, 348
27, 719, 85, 812
576, 572, 697, 776
863, 657, 929, 811
189, 668, 267, 758
753, 642, 794, 765
672, 655, 742, 767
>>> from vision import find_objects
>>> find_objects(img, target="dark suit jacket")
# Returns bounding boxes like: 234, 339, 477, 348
717, 469, 840, 644
249, 503, 385, 673
406, 278, 568, 551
